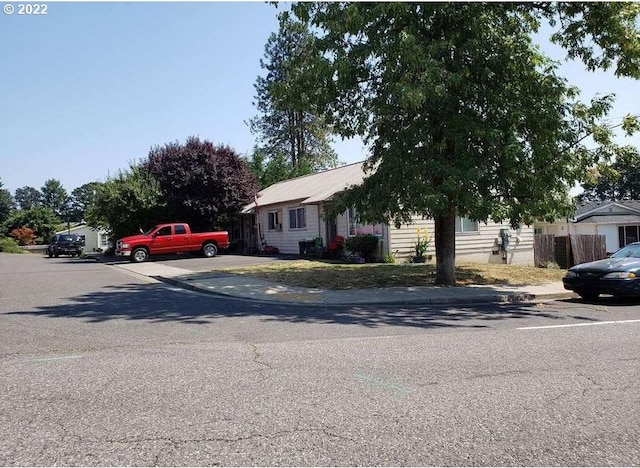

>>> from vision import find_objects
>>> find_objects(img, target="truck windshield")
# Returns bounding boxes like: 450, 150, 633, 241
143, 226, 159, 236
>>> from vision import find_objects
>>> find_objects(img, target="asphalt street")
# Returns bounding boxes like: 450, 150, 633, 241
1, 253, 639, 466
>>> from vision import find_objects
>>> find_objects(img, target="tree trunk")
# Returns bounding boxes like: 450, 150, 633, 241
434, 204, 457, 285
297, 111, 305, 165
288, 110, 297, 167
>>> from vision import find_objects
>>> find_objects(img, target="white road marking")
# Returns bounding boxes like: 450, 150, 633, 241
518, 319, 640, 330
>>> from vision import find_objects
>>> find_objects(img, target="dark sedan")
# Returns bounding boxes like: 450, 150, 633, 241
563, 242, 640, 300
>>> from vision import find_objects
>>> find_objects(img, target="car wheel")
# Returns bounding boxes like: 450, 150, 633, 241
202, 242, 218, 258
130, 247, 149, 263
577, 290, 600, 300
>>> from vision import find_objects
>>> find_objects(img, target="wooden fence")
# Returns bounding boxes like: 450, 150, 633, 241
533, 234, 555, 267
534, 234, 607, 268
570, 234, 607, 266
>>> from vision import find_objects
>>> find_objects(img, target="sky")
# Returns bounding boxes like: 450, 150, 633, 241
1, 2, 639, 196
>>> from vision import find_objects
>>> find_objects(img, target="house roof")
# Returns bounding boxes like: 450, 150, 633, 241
243, 161, 368, 212
577, 214, 640, 224
575, 200, 640, 221
55, 223, 103, 235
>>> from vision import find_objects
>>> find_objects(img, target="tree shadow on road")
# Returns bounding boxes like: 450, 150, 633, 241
6, 282, 597, 331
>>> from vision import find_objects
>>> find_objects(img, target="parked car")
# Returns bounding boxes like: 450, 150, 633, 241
563, 242, 640, 300
47, 234, 85, 258
115, 223, 229, 263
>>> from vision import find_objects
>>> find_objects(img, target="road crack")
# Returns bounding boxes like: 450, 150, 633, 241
250, 343, 273, 370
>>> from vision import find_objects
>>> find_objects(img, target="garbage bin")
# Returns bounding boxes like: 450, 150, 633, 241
299, 240, 315, 256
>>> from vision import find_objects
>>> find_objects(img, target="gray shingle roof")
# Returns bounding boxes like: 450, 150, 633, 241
243, 162, 368, 212
577, 214, 640, 224
575, 200, 640, 220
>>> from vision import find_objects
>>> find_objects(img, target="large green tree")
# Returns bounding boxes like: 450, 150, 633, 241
249, 14, 340, 175
579, 145, 640, 201
69, 182, 101, 222
0, 179, 15, 225
246, 147, 317, 190
41, 179, 69, 218
290, 2, 640, 285
14, 186, 42, 210
85, 165, 164, 242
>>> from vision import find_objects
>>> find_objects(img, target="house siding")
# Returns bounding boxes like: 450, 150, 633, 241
388, 215, 534, 265
258, 206, 535, 264
55, 225, 109, 252
257, 203, 322, 254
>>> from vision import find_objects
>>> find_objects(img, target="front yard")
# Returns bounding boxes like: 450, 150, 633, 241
217, 260, 566, 290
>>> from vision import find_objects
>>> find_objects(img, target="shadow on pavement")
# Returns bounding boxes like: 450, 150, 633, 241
8, 281, 577, 330
558, 296, 640, 307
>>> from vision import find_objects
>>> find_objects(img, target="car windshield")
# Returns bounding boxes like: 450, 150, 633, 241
610, 244, 640, 259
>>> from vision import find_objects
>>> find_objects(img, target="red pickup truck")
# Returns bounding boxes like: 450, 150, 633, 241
115, 223, 229, 263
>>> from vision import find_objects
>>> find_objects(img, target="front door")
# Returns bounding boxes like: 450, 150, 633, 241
150, 225, 174, 254
326, 217, 337, 242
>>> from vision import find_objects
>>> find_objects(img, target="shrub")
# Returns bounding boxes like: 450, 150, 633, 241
0, 237, 23, 253
11, 226, 37, 246
384, 250, 397, 264
345, 234, 379, 259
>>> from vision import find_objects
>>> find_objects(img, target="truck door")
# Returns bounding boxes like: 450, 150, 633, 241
173, 224, 192, 251
150, 225, 173, 254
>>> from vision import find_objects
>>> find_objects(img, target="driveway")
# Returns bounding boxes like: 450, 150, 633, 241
105, 252, 300, 272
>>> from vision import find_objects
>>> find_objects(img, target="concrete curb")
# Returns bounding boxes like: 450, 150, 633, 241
154, 275, 575, 307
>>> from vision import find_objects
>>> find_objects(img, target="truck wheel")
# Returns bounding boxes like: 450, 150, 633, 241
202, 242, 218, 258
131, 247, 149, 263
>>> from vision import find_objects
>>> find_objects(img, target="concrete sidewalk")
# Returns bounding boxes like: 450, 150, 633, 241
111, 261, 575, 306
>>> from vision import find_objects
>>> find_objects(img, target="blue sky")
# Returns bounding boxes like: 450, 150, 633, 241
1, 2, 638, 195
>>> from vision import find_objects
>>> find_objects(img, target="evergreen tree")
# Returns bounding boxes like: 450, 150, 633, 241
0, 179, 15, 226
249, 14, 340, 174
69, 182, 101, 222
41, 179, 69, 218
14, 186, 42, 210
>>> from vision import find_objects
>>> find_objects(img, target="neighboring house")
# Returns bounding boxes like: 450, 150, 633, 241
242, 162, 534, 265
54, 223, 110, 253
534, 200, 640, 254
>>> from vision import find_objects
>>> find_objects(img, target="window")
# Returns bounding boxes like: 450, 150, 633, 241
156, 226, 172, 236
289, 207, 306, 230
455, 217, 479, 233
99, 233, 110, 248
348, 207, 383, 237
268, 211, 281, 231
618, 225, 640, 248
175, 225, 187, 235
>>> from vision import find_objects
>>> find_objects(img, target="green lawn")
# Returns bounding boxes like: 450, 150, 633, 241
217, 260, 566, 290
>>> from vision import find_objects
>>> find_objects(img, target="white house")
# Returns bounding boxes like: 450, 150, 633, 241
54, 223, 110, 253
534, 200, 640, 254
242, 162, 534, 265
